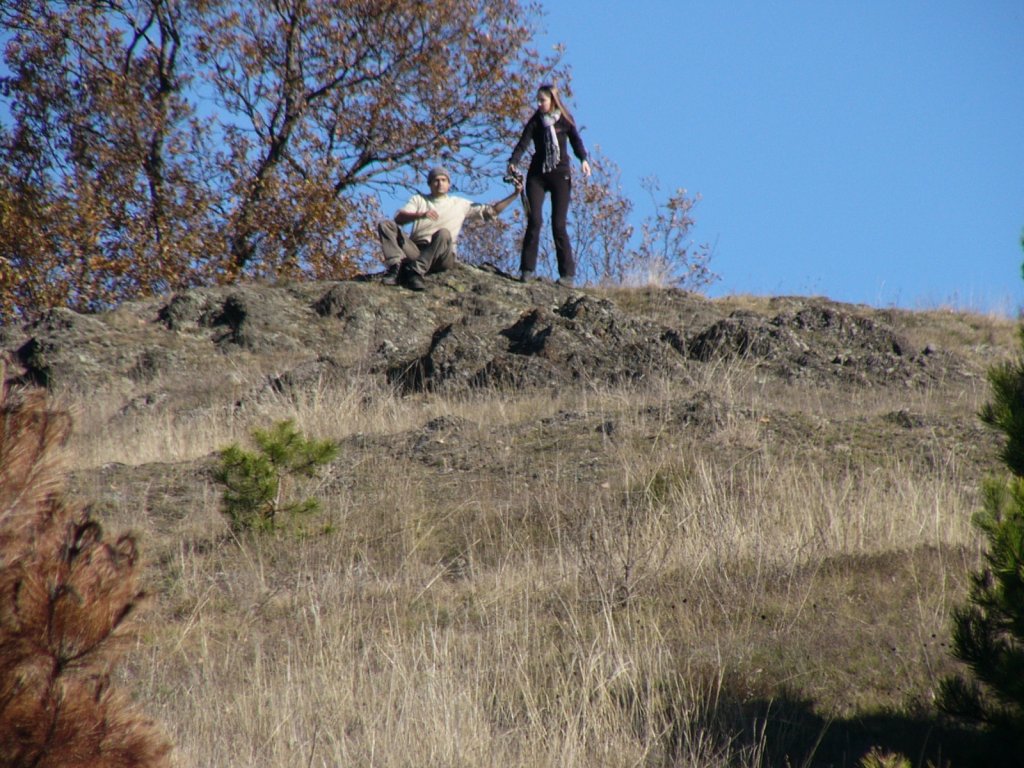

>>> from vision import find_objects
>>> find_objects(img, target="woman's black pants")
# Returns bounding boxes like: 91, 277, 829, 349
520, 169, 574, 278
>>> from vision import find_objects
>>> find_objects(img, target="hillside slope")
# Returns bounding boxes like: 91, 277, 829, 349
1, 265, 1017, 766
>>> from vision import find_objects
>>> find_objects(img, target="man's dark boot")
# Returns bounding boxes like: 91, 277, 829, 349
400, 263, 425, 292
382, 262, 401, 286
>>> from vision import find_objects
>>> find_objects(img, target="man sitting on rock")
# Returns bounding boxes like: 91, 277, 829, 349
377, 166, 522, 291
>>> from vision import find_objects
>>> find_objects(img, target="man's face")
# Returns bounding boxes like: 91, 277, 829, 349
429, 174, 450, 195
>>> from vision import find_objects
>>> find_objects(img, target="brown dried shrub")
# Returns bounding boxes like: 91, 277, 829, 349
0, 387, 171, 768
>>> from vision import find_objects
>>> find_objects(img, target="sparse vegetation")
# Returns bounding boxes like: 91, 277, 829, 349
6, 282, 1016, 767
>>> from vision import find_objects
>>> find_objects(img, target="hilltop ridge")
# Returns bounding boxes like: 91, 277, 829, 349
0, 263, 996, 421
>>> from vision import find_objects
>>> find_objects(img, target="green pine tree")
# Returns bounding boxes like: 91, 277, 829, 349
938, 271, 1024, 753
213, 420, 338, 533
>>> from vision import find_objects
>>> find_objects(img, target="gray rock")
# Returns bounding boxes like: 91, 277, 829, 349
1, 267, 977, 423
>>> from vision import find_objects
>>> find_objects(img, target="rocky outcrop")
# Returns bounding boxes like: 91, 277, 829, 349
1, 264, 975, 423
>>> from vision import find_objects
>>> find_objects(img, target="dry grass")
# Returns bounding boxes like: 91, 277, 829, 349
55, 323, 1007, 767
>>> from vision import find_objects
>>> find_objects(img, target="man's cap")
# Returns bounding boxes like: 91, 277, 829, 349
427, 167, 450, 183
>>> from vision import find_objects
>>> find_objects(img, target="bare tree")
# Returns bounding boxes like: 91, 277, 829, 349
569, 146, 635, 285
457, 207, 526, 276
559, 148, 716, 291
630, 177, 718, 291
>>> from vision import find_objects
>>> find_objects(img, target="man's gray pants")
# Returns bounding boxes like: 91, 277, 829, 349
377, 221, 455, 277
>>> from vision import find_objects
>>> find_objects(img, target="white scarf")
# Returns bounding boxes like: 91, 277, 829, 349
541, 110, 561, 173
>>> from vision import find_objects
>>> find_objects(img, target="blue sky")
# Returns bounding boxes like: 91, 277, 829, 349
526, 1, 1024, 313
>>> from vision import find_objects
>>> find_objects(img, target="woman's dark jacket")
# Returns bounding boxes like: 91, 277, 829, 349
509, 112, 588, 175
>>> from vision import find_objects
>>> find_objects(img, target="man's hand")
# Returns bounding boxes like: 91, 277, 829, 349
394, 208, 437, 225
581, 160, 592, 178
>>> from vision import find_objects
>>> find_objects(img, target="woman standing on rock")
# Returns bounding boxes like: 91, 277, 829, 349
507, 83, 591, 287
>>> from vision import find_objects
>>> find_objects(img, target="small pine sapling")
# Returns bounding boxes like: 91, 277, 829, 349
213, 419, 338, 533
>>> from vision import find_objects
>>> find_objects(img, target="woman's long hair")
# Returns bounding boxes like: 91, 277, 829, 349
538, 83, 575, 126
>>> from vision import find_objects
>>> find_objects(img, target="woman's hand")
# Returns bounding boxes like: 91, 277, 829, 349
581, 160, 592, 178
